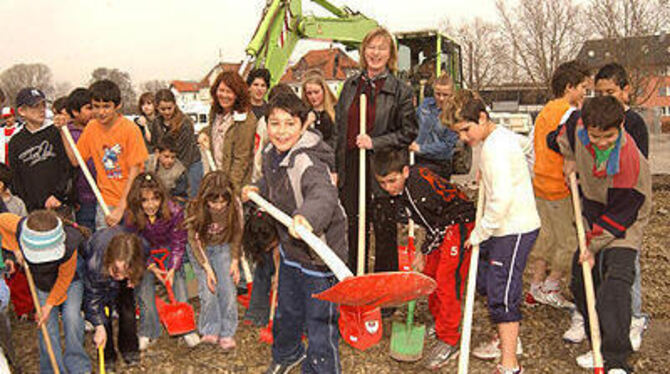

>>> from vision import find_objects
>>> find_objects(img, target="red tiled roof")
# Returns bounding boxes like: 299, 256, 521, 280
170, 80, 204, 92
281, 48, 358, 83
201, 62, 243, 86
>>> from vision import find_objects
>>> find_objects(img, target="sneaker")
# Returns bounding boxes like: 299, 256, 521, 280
531, 285, 575, 309
576, 350, 594, 369
218, 337, 236, 351
629, 315, 649, 352
183, 332, 200, 347
84, 320, 95, 332
264, 353, 307, 374
201, 335, 218, 344
424, 341, 459, 370
426, 323, 436, 339
138, 336, 156, 351
524, 291, 539, 308
472, 336, 523, 360
492, 364, 524, 374
563, 310, 586, 344
608, 369, 627, 374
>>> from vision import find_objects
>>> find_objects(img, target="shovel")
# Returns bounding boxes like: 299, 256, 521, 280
259, 263, 279, 344
151, 249, 197, 336
390, 151, 425, 362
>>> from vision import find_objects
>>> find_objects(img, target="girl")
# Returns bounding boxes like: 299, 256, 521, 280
242, 208, 279, 326
136, 92, 155, 144
148, 89, 203, 197
301, 68, 337, 150
125, 172, 199, 349
185, 171, 242, 351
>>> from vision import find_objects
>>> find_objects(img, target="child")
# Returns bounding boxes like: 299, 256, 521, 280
60, 79, 149, 229
148, 89, 202, 198
146, 135, 188, 202
446, 91, 540, 374
242, 92, 347, 373
301, 69, 337, 150
8, 88, 74, 212
52, 97, 70, 118
371, 148, 475, 369
135, 92, 155, 145
0, 107, 21, 165
125, 172, 199, 349
185, 171, 242, 351
66, 88, 97, 232
0, 164, 27, 216
84, 230, 144, 372
527, 61, 589, 309
242, 208, 279, 326
247, 68, 271, 120
553, 96, 650, 374
0, 210, 92, 374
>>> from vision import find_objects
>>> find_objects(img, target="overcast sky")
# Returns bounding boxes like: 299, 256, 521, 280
0, 0, 499, 87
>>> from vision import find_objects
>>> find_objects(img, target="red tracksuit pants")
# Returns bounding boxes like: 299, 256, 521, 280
423, 223, 473, 346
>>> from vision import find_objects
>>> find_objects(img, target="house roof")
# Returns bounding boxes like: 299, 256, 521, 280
201, 62, 243, 87
170, 80, 204, 93
280, 48, 358, 83
576, 33, 670, 69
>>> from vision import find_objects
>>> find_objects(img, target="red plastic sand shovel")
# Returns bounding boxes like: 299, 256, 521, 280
247, 192, 437, 350
151, 249, 197, 336
259, 264, 280, 344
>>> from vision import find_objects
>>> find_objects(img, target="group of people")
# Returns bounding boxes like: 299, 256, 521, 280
0, 25, 650, 374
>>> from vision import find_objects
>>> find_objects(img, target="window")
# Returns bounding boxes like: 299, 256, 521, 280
661, 106, 670, 116
659, 86, 670, 97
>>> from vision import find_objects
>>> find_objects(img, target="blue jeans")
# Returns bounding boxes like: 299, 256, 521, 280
245, 252, 275, 325
76, 201, 97, 233
36, 279, 91, 374
273, 260, 340, 374
187, 242, 237, 338
137, 267, 188, 339
187, 160, 204, 198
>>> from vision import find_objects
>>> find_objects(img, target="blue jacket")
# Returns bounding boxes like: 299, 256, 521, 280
415, 97, 458, 161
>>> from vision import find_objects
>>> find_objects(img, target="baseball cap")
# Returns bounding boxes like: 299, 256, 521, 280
15, 88, 46, 108
1, 107, 14, 118
19, 218, 66, 264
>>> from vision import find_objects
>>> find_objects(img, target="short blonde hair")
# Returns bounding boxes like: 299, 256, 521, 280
359, 27, 397, 74
440, 89, 483, 130
432, 72, 453, 88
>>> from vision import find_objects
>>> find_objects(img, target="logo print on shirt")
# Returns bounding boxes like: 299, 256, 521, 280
102, 144, 123, 179
18, 140, 56, 166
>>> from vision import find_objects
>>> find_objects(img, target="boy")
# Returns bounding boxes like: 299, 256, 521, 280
527, 61, 589, 309
247, 68, 271, 120
410, 72, 459, 180
0, 164, 27, 216
1, 107, 21, 165
371, 148, 475, 369
59, 80, 148, 229
146, 135, 188, 201
8, 88, 73, 213
555, 96, 650, 374
242, 93, 346, 374
66, 88, 98, 232
447, 92, 540, 374
0, 210, 92, 374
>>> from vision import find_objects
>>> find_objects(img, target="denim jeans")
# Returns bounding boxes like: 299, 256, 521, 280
245, 251, 275, 325
631, 253, 645, 318
137, 267, 188, 339
187, 160, 204, 198
76, 201, 97, 233
187, 242, 237, 338
36, 279, 91, 374
272, 261, 340, 374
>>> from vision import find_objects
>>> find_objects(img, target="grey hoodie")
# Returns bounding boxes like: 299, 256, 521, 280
257, 131, 347, 272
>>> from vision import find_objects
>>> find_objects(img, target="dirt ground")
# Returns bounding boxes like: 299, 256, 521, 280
9, 175, 670, 373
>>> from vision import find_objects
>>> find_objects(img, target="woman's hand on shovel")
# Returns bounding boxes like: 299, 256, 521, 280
94, 325, 107, 348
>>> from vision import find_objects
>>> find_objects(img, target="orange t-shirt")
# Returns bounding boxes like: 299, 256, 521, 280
77, 115, 148, 206
532, 98, 571, 200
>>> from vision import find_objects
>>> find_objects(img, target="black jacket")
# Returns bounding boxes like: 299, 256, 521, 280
334, 72, 418, 188
147, 115, 201, 167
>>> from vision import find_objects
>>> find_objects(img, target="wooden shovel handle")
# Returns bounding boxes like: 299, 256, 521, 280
269, 263, 280, 322
357, 94, 367, 276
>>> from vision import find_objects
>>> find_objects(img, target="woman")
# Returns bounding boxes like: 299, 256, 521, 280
334, 27, 417, 278
199, 71, 257, 193
147, 89, 203, 197
301, 69, 337, 150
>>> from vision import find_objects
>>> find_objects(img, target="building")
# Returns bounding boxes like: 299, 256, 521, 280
280, 48, 359, 96
170, 80, 206, 108
478, 83, 550, 116
576, 33, 670, 132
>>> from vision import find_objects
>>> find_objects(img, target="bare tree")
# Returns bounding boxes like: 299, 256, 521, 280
90, 67, 137, 114
496, 0, 585, 93
0, 63, 55, 106
54, 81, 74, 99
139, 80, 169, 94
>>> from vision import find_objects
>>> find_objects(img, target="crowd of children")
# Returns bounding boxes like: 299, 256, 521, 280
0, 27, 654, 374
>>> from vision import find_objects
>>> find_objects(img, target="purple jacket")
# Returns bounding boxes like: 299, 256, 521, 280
68, 123, 97, 205
129, 200, 187, 270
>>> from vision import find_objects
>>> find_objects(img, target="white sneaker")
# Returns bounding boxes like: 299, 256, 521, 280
183, 332, 200, 347
138, 336, 156, 351
576, 350, 594, 369
629, 315, 648, 352
563, 310, 586, 344
608, 369, 627, 374
472, 335, 523, 360
532, 285, 575, 309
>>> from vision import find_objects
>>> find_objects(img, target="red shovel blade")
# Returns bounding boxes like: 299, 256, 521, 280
155, 289, 196, 336
236, 282, 253, 309
313, 272, 436, 308
339, 305, 382, 351
259, 320, 273, 344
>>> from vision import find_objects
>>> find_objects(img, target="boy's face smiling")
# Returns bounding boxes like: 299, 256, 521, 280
92, 99, 120, 126
18, 100, 46, 127
595, 78, 629, 106
565, 80, 589, 108
587, 125, 621, 150
267, 108, 304, 153
158, 150, 177, 169
375, 166, 410, 196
